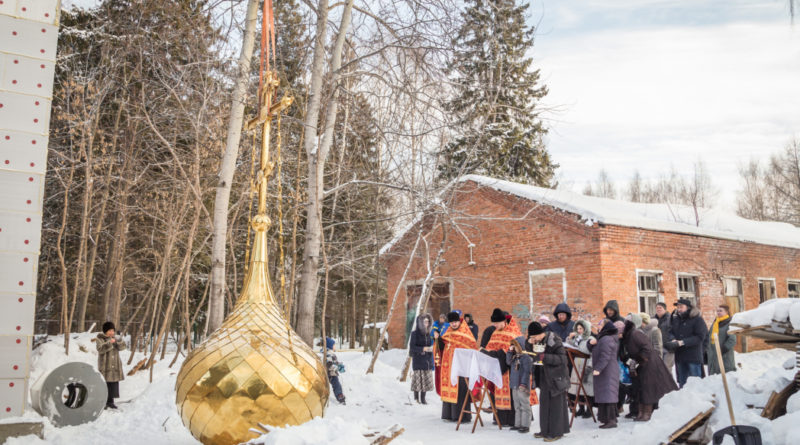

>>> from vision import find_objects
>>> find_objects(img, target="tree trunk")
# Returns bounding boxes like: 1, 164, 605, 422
296, 0, 355, 345
207, 0, 259, 335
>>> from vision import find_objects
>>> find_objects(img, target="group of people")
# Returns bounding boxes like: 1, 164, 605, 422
407, 297, 737, 440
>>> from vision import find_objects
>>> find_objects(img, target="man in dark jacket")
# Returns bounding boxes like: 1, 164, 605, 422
545, 302, 575, 342
528, 322, 570, 441
464, 313, 479, 340
654, 302, 675, 371
668, 298, 708, 388
603, 300, 624, 324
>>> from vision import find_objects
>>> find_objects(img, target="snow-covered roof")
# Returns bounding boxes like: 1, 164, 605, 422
380, 174, 800, 255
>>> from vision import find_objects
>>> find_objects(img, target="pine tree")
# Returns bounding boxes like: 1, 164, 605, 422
439, 0, 556, 186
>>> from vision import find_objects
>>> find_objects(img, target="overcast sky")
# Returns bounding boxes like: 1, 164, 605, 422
532, 0, 800, 209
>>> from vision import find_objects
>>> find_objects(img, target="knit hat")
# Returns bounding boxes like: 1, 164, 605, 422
490, 308, 505, 322
627, 312, 642, 328
447, 311, 461, 323
640, 313, 651, 325
527, 321, 544, 336
613, 320, 625, 332
538, 315, 550, 324
102, 321, 115, 334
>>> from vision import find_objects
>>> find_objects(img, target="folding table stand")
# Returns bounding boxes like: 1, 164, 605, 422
456, 377, 502, 433
566, 348, 596, 426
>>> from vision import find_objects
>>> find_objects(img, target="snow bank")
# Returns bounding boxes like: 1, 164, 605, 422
730, 297, 800, 330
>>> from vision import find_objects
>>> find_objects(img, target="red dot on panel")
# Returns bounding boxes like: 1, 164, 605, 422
12, 32, 17, 36
31, 140, 36, 144
21, 7, 26, 11
18, 281, 23, 286
9, 382, 14, 386
12, 365, 18, 370
18, 297, 24, 302
26, 218, 31, 222
35, 101, 40, 106
0, 103, 3, 107
41, 29, 46, 33
11, 80, 17, 84
15, 326, 21, 331
23, 258, 28, 263
4, 160, 8, 165
46, 13, 50, 18
24, 240, 29, 244
4, 135, 9, 140
5, 408, 9, 413
28, 177, 34, 182
13, 59, 18, 64
15, 340, 20, 345
30, 162, 35, 167
37, 84, 42, 88
26, 200, 32, 204
40, 64, 45, 69
40, 49, 45, 54
33, 119, 39, 123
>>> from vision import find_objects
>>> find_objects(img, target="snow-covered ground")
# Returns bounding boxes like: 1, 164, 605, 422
4, 335, 799, 444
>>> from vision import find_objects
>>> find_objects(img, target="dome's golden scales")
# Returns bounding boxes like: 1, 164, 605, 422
174, 3, 329, 443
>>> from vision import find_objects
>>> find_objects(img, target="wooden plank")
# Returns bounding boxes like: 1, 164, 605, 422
761, 377, 798, 420
666, 405, 715, 443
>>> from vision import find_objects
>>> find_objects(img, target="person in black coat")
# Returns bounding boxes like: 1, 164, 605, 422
621, 320, 678, 421
464, 313, 479, 340
480, 325, 496, 349
409, 314, 434, 404
528, 321, 570, 441
667, 298, 708, 388
654, 302, 675, 371
545, 302, 575, 342
603, 300, 624, 324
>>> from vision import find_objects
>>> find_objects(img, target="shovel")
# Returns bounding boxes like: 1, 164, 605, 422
711, 332, 762, 445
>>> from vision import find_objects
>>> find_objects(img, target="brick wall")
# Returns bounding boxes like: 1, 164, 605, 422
382, 181, 800, 349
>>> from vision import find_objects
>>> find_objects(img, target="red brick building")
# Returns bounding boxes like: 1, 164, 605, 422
380, 176, 800, 349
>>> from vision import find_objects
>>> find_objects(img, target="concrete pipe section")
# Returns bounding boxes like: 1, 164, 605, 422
30, 362, 108, 427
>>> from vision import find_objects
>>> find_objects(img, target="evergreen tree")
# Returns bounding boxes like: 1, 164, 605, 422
439, 0, 556, 186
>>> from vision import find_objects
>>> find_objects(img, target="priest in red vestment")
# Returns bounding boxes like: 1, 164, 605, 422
436, 311, 478, 421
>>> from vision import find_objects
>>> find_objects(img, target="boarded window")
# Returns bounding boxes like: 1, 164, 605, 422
789, 281, 800, 299
758, 279, 776, 303
638, 272, 661, 314
723, 277, 744, 313
677, 275, 698, 308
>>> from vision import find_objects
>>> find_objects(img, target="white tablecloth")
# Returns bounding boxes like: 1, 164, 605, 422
450, 348, 504, 389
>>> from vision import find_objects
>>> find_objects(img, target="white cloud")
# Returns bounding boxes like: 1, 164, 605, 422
535, 18, 800, 209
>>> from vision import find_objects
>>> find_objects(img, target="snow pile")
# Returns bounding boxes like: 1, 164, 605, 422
730, 298, 800, 330
249, 417, 370, 445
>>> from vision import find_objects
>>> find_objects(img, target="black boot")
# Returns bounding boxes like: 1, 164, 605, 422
414, 391, 419, 403
420, 392, 427, 405
576, 405, 585, 417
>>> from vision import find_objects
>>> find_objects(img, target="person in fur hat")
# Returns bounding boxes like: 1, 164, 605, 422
668, 298, 708, 388
96, 321, 127, 409
409, 313, 434, 404
436, 311, 477, 421
528, 321, 570, 441
482, 308, 522, 427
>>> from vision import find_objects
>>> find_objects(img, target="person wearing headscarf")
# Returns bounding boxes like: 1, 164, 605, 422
528, 321, 570, 441
436, 311, 478, 422
621, 320, 678, 421
409, 313, 434, 404
588, 320, 620, 429
566, 319, 594, 418
97, 321, 126, 409
640, 312, 663, 357
706, 304, 736, 375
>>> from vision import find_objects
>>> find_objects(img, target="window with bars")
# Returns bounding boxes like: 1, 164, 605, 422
638, 273, 661, 314
677, 275, 698, 308
758, 279, 776, 303
788, 281, 800, 299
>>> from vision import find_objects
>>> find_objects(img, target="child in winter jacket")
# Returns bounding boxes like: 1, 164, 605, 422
96, 321, 127, 409
506, 336, 533, 433
324, 337, 346, 405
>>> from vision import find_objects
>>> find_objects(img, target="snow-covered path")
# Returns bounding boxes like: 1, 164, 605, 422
4, 335, 799, 445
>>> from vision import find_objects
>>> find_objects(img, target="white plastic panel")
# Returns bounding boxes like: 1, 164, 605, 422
0, 336, 30, 378
0, 213, 42, 252
0, 293, 34, 335
0, 379, 27, 415
0, 15, 58, 61
0, 0, 15, 17
0, 252, 37, 295
0, 53, 56, 97
0, 129, 48, 173
0, 91, 52, 135
16, 0, 60, 25
0, 171, 43, 212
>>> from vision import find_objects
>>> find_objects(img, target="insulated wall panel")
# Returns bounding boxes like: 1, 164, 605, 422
0, 0, 58, 420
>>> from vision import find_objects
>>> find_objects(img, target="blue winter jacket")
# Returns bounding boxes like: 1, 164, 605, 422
506, 336, 533, 389
431, 321, 449, 339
